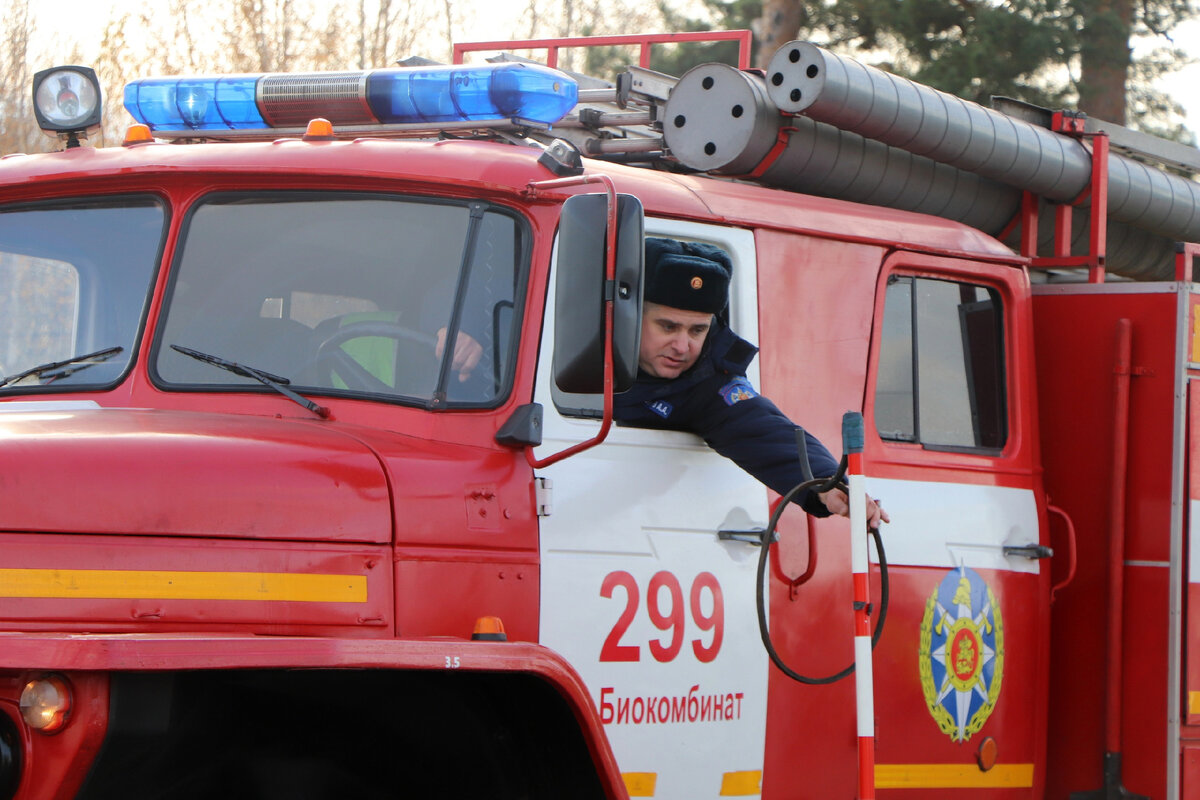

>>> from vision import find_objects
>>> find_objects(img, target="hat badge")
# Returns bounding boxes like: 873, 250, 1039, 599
690, 276, 703, 290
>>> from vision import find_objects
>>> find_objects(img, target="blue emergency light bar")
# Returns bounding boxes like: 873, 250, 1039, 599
123, 62, 579, 132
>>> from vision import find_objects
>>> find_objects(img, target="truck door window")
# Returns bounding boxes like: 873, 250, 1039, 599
153, 193, 527, 408
0, 197, 164, 392
552, 233, 743, 421
875, 275, 1006, 450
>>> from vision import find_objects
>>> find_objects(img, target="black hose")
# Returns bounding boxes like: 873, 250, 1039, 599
754, 458, 889, 685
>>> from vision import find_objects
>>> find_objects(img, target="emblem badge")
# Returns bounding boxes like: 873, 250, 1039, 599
918, 566, 1004, 742
690, 276, 703, 289
718, 378, 757, 406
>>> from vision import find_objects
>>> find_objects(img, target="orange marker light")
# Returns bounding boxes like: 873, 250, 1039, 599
303, 118, 335, 141
471, 615, 507, 641
20, 675, 72, 734
976, 736, 998, 772
122, 123, 153, 145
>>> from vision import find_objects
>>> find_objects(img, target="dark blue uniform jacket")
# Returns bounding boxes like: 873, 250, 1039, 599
614, 321, 838, 517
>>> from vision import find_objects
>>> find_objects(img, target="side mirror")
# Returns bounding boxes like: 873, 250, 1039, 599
552, 193, 644, 394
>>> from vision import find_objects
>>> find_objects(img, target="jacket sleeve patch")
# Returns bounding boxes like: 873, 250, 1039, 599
718, 377, 758, 406
647, 399, 674, 418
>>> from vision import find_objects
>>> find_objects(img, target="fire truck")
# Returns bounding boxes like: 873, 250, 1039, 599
1, 29, 1198, 799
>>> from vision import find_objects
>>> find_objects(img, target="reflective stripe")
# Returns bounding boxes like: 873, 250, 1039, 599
875, 763, 1035, 788
0, 568, 367, 603
622, 770, 763, 796
622, 772, 657, 796
719, 770, 762, 795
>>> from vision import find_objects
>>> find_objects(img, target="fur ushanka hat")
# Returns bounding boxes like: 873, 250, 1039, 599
643, 237, 731, 314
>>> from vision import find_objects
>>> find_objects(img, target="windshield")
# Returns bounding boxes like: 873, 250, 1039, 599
0, 197, 164, 392
153, 193, 526, 407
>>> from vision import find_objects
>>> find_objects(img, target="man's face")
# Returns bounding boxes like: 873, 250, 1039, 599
638, 302, 713, 379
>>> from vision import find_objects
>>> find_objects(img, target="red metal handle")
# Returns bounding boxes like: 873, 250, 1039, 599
1046, 503, 1077, 604
1104, 318, 1133, 755
767, 496, 820, 600
524, 174, 618, 470
453, 31, 753, 70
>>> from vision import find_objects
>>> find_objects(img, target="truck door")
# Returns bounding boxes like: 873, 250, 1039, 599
861, 252, 1048, 795
534, 220, 773, 799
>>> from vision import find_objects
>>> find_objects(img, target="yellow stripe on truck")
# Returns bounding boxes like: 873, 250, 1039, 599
719, 770, 762, 795
0, 568, 367, 603
622, 772, 657, 796
876, 762, 1035, 788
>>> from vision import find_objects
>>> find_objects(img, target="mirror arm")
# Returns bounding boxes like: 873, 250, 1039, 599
524, 173, 618, 469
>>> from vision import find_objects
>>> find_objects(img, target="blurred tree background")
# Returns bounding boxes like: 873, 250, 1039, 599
1, 0, 1196, 153
753, 0, 1197, 140
658, 0, 1196, 140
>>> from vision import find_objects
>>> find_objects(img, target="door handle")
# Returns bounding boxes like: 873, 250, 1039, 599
718, 529, 770, 546
1002, 544, 1054, 559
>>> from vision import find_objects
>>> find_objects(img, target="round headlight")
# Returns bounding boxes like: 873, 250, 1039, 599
19, 675, 72, 734
32, 66, 103, 136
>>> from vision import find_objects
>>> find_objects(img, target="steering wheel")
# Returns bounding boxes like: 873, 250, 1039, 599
313, 321, 437, 394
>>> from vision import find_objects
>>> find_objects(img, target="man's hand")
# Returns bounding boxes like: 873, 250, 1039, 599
817, 488, 890, 529
435, 328, 483, 382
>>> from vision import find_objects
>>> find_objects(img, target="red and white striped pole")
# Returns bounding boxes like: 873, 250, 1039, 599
844, 411, 875, 799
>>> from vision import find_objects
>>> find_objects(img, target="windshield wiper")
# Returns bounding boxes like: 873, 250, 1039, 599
171, 344, 329, 419
0, 346, 124, 388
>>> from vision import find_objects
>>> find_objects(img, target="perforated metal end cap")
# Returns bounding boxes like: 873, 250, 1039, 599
765, 41, 828, 114
663, 63, 781, 174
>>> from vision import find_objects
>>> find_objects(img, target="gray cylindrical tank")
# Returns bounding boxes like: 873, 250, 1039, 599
765, 41, 1200, 245
662, 62, 1180, 279
663, 64, 1021, 235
